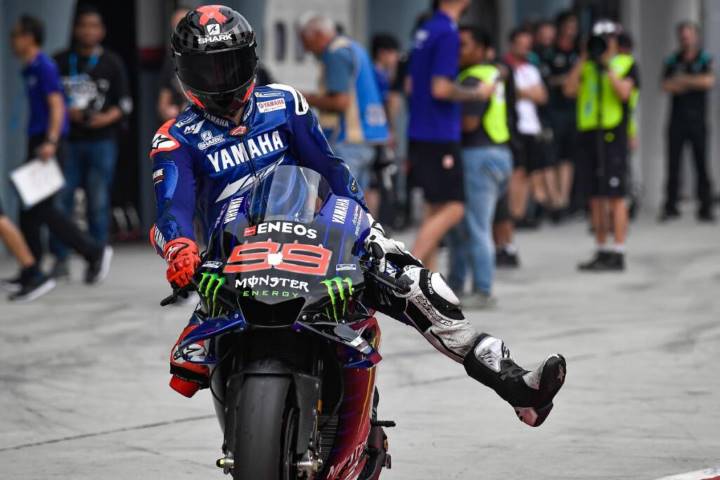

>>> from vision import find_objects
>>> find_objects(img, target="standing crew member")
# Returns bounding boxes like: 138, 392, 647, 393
448, 27, 513, 309
52, 6, 132, 278
8, 14, 112, 291
564, 21, 639, 272
546, 11, 580, 215
504, 28, 548, 228
299, 13, 389, 216
660, 21, 715, 222
407, 0, 486, 270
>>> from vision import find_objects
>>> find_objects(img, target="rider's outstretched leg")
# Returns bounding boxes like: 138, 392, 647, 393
367, 265, 566, 427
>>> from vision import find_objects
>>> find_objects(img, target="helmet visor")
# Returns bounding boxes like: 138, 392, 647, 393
175, 47, 257, 93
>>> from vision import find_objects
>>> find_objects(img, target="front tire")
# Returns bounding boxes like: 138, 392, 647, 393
231, 376, 298, 480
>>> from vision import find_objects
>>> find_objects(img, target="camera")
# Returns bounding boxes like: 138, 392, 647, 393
587, 20, 619, 63
587, 35, 607, 62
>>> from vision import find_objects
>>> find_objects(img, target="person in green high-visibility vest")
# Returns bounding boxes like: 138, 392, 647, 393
564, 20, 639, 272
446, 26, 513, 309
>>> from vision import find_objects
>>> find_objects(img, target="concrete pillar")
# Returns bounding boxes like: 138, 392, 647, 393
367, 0, 429, 51
702, 0, 720, 196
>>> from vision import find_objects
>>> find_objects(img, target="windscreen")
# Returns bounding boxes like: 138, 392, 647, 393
245, 165, 329, 225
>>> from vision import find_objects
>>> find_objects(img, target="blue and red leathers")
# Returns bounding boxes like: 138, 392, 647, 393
150, 83, 366, 254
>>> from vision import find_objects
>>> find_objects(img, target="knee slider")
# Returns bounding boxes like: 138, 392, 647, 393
415, 268, 463, 320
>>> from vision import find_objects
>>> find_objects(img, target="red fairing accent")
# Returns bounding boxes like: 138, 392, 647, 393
242, 82, 255, 102
169, 324, 209, 398
196, 5, 228, 26
150, 119, 180, 158
325, 317, 381, 480
170, 376, 201, 398
185, 90, 206, 109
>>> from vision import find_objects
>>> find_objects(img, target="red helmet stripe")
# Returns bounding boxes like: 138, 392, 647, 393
196, 5, 228, 26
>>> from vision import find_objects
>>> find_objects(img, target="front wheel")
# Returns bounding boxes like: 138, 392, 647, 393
230, 376, 298, 480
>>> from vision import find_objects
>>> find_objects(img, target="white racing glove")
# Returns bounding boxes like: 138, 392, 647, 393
364, 214, 423, 275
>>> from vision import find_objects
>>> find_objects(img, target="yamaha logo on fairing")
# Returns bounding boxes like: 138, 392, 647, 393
223, 197, 243, 224
206, 130, 285, 173
332, 198, 350, 224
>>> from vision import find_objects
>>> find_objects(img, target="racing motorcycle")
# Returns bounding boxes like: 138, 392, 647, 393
162, 165, 405, 480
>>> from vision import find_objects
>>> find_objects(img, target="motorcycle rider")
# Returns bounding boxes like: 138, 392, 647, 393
151, 6, 566, 427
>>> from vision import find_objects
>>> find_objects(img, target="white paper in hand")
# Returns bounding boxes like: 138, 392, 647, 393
10, 158, 65, 208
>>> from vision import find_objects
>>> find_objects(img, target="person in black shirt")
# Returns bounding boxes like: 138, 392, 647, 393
51, 6, 133, 277
661, 21, 716, 222
157, 7, 191, 122
532, 19, 564, 221
546, 11, 579, 214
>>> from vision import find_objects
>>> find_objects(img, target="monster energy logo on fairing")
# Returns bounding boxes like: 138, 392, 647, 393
198, 272, 226, 317
321, 277, 354, 321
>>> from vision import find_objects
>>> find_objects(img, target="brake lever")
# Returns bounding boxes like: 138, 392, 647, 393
361, 263, 411, 295
160, 284, 195, 307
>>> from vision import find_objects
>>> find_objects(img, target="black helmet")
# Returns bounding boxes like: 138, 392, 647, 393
171, 5, 258, 118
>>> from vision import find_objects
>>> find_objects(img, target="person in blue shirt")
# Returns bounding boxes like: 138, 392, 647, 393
4, 14, 112, 301
156, 6, 566, 429
407, 0, 486, 271
299, 14, 389, 216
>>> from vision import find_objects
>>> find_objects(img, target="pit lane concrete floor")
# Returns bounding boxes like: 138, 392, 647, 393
0, 216, 718, 480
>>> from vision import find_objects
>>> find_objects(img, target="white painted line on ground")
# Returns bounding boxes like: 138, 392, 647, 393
655, 467, 720, 480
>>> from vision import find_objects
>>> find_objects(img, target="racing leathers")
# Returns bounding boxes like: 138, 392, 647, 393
150, 84, 566, 427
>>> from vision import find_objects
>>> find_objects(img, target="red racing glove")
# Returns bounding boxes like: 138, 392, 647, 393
163, 237, 200, 288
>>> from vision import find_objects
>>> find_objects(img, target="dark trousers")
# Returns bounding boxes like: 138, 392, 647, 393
19, 136, 101, 264
665, 120, 714, 211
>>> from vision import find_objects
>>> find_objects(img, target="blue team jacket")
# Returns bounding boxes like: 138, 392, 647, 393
150, 83, 366, 254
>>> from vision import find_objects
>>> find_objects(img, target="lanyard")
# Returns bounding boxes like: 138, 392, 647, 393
69, 51, 100, 77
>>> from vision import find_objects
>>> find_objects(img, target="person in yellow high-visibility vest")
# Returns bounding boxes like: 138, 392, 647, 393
446, 26, 513, 308
564, 20, 639, 272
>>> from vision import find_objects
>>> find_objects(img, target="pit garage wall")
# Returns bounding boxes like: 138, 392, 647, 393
702, 0, 720, 204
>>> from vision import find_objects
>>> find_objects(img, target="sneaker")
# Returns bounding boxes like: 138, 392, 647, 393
50, 259, 70, 281
496, 248, 520, 268
462, 291, 497, 310
604, 252, 626, 271
514, 217, 540, 230
85, 246, 113, 285
658, 207, 680, 222
463, 335, 566, 427
577, 251, 611, 271
1, 273, 23, 293
697, 209, 716, 223
9, 274, 56, 302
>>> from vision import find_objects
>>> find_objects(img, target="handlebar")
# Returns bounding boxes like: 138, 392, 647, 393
160, 283, 195, 306
361, 263, 412, 296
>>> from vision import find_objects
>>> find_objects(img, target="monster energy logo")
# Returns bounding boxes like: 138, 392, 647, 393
321, 277, 354, 321
198, 272, 226, 317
